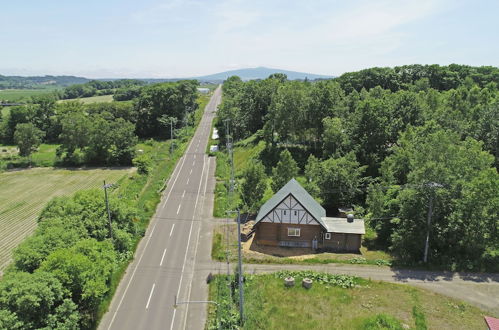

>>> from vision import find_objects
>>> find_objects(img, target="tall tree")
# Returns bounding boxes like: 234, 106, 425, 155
240, 161, 267, 213
271, 149, 299, 192
13, 123, 45, 161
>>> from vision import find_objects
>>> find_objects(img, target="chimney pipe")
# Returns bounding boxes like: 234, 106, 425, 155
347, 214, 354, 223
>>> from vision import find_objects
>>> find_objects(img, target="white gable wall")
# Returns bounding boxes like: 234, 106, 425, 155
261, 194, 319, 225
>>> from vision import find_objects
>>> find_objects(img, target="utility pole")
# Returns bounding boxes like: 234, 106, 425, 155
170, 118, 174, 155
227, 209, 244, 324
423, 182, 443, 263
103, 180, 113, 240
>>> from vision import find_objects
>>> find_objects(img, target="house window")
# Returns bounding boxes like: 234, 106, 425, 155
287, 228, 301, 237
294, 210, 297, 216
284, 210, 287, 215
325, 233, 331, 240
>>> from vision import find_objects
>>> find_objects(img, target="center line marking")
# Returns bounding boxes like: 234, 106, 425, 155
189, 168, 192, 174
186, 177, 190, 184
145, 283, 155, 310
160, 248, 167, 266
194, 155, 196, 159
170, 224, 175, 237
182, 190, 186, 198
176, 204, 181, 214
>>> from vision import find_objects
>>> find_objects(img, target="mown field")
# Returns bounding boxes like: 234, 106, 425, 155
208, 272, 493, 330
0, 88, 60, 102
0, 167, 132, 271
59, 94, 114, 104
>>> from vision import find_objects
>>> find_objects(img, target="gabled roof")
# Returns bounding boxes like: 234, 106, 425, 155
256, 178, 326, 226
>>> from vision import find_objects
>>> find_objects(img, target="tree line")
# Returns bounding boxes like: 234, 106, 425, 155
60, 79, 146, 99
217, 65, 498, 270
0, 80, 199, 167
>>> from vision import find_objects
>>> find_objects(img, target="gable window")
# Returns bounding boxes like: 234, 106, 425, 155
287, 228, 301, 237
284, 210, 287, 215
294, 210, 297, 216
325, 233, 331, 240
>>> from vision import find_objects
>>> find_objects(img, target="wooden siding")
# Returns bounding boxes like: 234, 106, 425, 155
323, 233, 361, 252
261, 194, 319, 225
255, 222, 322, 247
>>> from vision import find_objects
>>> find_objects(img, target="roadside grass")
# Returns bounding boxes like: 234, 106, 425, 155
212, 224, 392, 266
0, 88, 60, 102
0, 167, 132, 271
207, 272, 490, 330
59, 94, 114, 104
213, 139, 265, 217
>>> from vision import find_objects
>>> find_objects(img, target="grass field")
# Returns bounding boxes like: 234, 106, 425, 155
0, 167, 132, 271
208, 272, 492, 329
0, 144, 59, 170
0, 88, 60, 102
59, 94, 114, 104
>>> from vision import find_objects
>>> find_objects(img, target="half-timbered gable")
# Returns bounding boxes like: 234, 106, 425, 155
260, 194, 320, 225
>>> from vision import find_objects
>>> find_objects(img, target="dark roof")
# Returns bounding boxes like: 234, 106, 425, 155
256, 178, 326, 226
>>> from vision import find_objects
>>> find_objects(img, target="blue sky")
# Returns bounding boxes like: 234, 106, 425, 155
1, 0, 498, 78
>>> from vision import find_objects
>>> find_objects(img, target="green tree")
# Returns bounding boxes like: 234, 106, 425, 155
271, 149, 299, 192
240, 161, 267, 213
322, 117, 349, 157
0, 271, 65, 329
306, 152, 366, 211
13, 123, 45, 161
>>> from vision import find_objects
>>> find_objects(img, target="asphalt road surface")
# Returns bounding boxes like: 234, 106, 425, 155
99, 86, 221, 330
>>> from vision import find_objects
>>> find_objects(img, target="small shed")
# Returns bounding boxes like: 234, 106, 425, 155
485, 316, 499, 330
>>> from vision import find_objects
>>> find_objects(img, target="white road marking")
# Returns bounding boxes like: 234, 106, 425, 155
183, 157, 211, 329
146, 283, 155, 310
160, 248, 167, 266
170, 224, 175, 237
192, 160, 195, 166
186, 177, 190, 185
176, 204, 181, 214
182, 190, 186, 198
170, 156, 207, 330
189, 168, 193, 175
194, 154, 196, 159
149, 223, 157, 238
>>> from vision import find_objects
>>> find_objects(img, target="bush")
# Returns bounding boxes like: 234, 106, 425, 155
358, 314, 404, 330
133, 154, 152, 175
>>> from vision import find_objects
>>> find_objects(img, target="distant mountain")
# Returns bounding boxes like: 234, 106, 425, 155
0, 75, 89, 89
192, 67, 333, 81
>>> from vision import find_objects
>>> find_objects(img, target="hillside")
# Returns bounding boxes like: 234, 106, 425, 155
0, 74, 89, 89
192, 66, 333, 81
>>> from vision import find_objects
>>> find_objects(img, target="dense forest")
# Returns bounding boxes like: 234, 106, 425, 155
0, 80, 199, 167
216, 64, 499, 271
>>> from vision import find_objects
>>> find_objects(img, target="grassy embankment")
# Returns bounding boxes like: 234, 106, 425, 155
210, 134, 392, 266
95, 92, 211, 323
207, 271, 493, 330
0, 167, 132, 271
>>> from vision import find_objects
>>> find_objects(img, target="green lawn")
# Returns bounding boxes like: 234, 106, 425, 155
208, 272, 492, 329
0, 167, 132, 271
59, 94, 114, 104
0, 144, 59, 170
0, 88, 60, 102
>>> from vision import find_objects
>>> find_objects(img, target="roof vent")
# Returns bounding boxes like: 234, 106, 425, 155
347, 214, 354, 223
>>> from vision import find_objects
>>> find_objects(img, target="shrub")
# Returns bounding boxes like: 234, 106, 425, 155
132, 154, 152, 175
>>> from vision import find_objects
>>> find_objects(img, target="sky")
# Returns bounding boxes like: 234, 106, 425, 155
1, 0, 498, 78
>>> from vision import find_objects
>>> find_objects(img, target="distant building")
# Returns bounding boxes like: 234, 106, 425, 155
254, 179, 365, 251
197, 87, 210, 94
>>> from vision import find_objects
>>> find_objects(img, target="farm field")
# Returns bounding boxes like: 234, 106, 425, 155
0, 167, 132, 271
0, 88, 60, 102
59, 94, 114, 104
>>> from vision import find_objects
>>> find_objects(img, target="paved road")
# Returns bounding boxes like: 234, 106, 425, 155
99, 86, 221, 330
